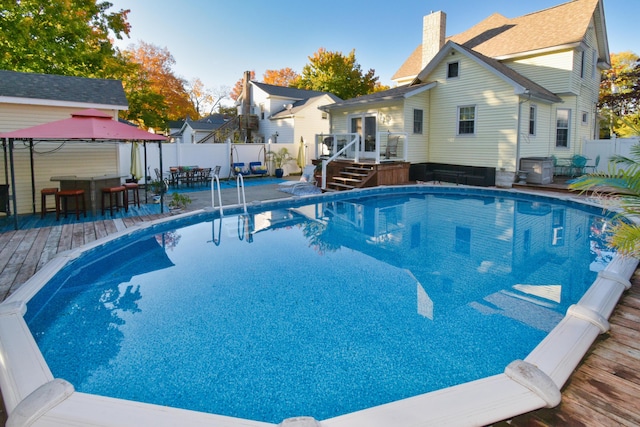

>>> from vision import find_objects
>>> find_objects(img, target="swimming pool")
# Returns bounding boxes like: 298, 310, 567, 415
0, 186, 637, 427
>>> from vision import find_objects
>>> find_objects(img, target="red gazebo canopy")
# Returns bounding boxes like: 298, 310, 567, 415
0, 109, 166, 141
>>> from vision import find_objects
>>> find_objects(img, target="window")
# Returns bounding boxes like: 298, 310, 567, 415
581, 111, 588, 125
447, 61, 459, 78
555, 109, 570, 148
580, 50, 586, 78
529, 105, 537, 135
457, 106, 476, 135
592, 50, 598, 79
321, 112, 328, 120
413, 109, 423, 134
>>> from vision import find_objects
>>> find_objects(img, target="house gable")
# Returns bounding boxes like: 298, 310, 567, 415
394, 0, 608, 84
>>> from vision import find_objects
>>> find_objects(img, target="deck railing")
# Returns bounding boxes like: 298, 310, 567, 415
314, 132, 408, 189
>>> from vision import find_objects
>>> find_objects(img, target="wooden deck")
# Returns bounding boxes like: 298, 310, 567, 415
0, 204, 639, 425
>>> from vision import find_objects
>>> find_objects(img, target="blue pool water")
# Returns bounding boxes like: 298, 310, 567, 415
25, 188, 616, 423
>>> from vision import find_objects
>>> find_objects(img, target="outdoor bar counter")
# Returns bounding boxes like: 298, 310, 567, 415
51, 174, 124, 216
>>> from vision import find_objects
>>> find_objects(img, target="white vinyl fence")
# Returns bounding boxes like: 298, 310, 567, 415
5, 141, 304, 215
583, 136, 640, 173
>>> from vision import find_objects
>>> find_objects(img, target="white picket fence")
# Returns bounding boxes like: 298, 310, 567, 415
583, 136, 640, 173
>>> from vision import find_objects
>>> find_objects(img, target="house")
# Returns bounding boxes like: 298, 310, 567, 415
169, 114, 230, 144
320, 0, 609, 187
0, 70, 128, 130
235, 71, 341, 145
0, 70, 130, 215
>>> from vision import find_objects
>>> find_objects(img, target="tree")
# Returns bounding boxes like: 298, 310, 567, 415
599, 51, 640, 137
263, 68, 299, 87
292, 48, 379, 100
122, 41, 196, 126
186, 78, 230, 117
0, 0, 131, 78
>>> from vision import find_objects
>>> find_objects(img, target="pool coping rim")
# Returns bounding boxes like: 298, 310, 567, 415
0, 184, 637, 427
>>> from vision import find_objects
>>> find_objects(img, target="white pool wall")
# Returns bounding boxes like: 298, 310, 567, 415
0, 189, 637, 427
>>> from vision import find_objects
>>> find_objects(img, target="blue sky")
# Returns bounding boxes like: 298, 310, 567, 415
108, 0, 639, 92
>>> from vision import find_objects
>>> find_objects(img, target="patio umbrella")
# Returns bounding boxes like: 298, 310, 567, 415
297, 138, 305, 168
130, 141, 143, 181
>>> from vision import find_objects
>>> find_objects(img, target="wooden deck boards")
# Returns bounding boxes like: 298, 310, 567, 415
0, 214, 639, 426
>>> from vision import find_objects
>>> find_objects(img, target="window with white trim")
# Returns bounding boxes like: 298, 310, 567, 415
580, 50, 586, 78
591, 50, 598, 79
581, 111, 588, 125
556, 109, 570, 148
529, 105, 537, 135
457, 105, 476, 135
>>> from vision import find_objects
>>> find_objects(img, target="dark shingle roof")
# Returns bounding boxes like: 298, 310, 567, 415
0, 70, 128, 107
251, 81, 330, 99
321, 82, 435, 110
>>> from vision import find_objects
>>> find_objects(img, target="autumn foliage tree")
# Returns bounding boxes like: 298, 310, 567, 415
263, 68, 299, 87
599, 51, 640, 137
122, 41, 196, 127
293, 48, 379, 100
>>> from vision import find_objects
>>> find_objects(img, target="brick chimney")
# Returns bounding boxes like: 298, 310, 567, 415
422, 11, 446, 69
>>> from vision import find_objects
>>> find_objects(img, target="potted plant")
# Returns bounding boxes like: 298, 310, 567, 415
267, 147, 293, 178
148, 179, 168, 203
168, 192, 192, 213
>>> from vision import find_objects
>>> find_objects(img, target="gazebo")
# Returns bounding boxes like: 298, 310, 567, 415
0, 109, 168, 229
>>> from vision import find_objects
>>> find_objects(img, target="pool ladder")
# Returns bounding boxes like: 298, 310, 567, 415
211, 172, 248, 216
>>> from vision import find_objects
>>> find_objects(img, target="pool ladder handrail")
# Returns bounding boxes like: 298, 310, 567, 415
236, 174, 248, 214
211, 172, 224, 216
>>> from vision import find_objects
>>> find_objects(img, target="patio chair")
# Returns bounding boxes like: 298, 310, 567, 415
569, 154, 588, 177
249, 161, 268, 176
584, 155, 600, 174
232, 162, 246, 176
384, 137, 399, 159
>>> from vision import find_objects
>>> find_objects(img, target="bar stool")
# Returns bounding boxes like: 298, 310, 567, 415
40, 187, 58, 218
123, 182, 140, 208
101, 185, 127, 216
55, 189, 86, 220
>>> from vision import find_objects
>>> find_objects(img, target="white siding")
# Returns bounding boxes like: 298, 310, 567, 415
426, 51, 519, 170
403, 92, 430, 163
505, 50, 574, 94
292, 96, 332, 153
0, 103, 118, 133
9, 141, 119, 215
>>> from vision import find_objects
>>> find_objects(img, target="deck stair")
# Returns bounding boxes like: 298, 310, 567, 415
327, 163, 376, 191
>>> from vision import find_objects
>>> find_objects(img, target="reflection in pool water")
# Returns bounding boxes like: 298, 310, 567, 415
25, 190, 617, 423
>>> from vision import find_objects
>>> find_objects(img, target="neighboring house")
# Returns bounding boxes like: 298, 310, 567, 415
236, 74, 341, 145
0, 70, 129, 214
170, 114, 230, 144
321, 0, 609, 185
0, 70, 128, 131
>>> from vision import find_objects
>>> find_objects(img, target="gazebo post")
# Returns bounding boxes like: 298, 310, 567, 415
143, 142, 148, 204
8, 139, 19, 230
158, 140, 164, 213
29, 139, 36, 214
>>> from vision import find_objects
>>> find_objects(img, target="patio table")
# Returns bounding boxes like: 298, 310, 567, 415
51, 174, 124, 216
